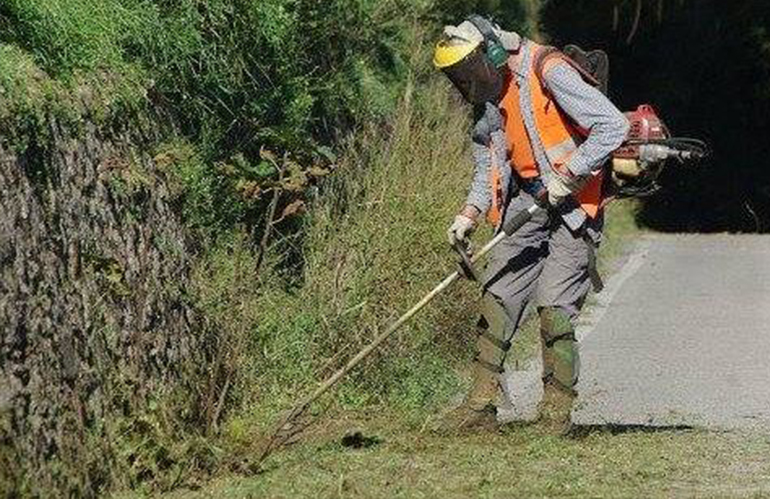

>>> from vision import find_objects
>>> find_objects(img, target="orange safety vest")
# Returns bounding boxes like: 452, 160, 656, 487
487, 43, 604, 226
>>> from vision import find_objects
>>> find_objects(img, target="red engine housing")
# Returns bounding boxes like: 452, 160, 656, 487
613, 104, 671, 159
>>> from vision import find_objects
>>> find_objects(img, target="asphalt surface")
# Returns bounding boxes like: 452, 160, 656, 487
502, 234, 770, 430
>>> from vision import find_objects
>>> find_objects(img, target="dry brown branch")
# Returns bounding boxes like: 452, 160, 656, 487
255, 154, 284, 275
211, 374, 232, 434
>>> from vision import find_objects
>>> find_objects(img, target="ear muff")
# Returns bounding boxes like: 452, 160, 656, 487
466, 15, 509, 69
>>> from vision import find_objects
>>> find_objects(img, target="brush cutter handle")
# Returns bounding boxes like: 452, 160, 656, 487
503, 204, 540, 236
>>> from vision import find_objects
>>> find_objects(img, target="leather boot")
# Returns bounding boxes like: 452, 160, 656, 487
436, 361, 499, 433
436, 295, 511, 434
539, 379, 576, 435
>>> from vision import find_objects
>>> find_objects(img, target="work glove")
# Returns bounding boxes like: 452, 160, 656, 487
447, 214, 476, 247
545, 168, 588, 207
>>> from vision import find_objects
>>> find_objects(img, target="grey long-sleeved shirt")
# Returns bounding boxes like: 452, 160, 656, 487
466, 42, 630, 229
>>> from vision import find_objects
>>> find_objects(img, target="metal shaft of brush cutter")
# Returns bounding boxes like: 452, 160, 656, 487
257, 204, 543, 463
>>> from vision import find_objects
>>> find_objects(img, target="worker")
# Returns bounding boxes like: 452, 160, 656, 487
434, 16, 630, 432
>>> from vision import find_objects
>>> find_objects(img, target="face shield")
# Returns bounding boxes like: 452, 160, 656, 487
442, 45, 505, 105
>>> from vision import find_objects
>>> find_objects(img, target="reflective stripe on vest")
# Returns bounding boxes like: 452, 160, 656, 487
487, 152, 503, 226
546, 136, 580, 166
491, 42, 603, 224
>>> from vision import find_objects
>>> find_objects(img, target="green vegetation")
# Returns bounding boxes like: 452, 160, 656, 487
146, 422, 770, 499
0, 0, 667, 496
0, 0, 545, 494
0, 0, 550, 233
0, 0, 431, 237
192, 70, 480, 435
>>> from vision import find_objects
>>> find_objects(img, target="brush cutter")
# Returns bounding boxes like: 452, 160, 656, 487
256, 104, 708, 465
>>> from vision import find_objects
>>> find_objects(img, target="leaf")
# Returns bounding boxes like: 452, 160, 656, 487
315, 145, 337, 162
235, 179, 262, 200
307, 165, 331, 178
252, 160, 277, 179
279, 199, 306, 220
281, 161, 308, 192
260, 147, 278, 163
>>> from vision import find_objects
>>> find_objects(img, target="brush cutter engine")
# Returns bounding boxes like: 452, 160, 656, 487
611, 104, 709, 198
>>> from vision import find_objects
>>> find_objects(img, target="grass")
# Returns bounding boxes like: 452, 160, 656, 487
140, 416, 770, 498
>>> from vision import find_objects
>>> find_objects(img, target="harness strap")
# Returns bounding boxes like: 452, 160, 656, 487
543, 331, 577, 348
533, 46, 600, 88
475, 356, 505, 374
480, 328, 512, 352
583, 234, 604, 293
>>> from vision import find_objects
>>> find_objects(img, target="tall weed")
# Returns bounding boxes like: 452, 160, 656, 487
209, 67, 486, 431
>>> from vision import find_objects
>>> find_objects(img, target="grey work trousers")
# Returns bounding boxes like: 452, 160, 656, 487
482, 191, 603, 342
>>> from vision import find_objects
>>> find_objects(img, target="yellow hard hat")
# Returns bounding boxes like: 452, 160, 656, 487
433, 37, 481, 69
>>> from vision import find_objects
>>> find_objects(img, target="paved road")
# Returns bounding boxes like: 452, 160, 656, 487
501, 234, 770, 430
